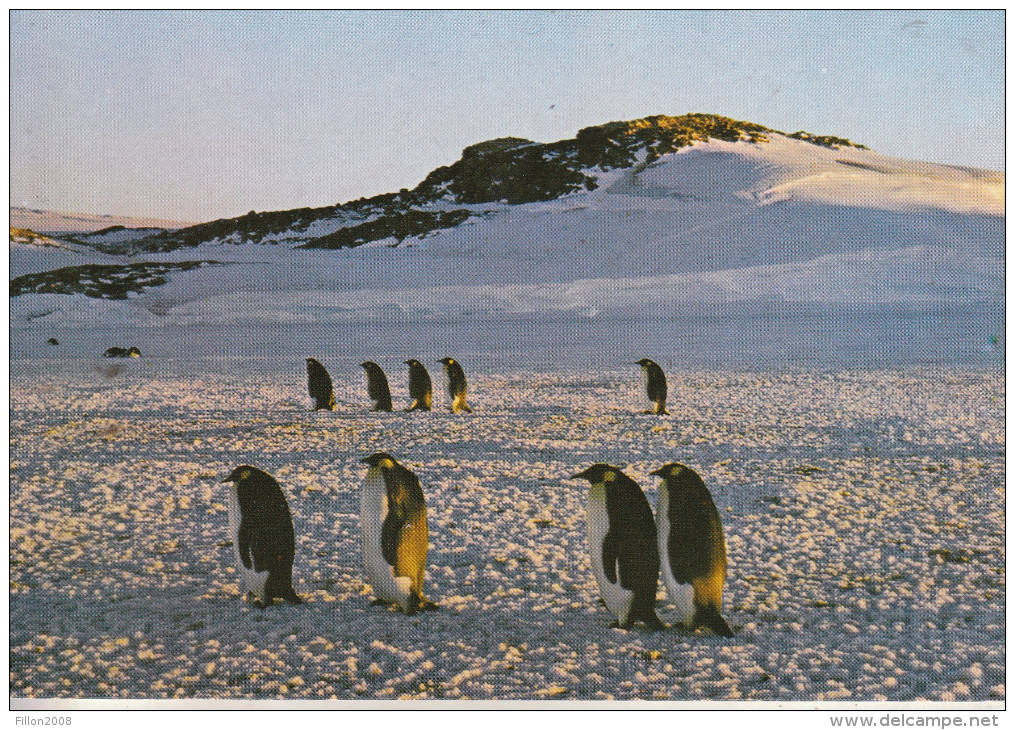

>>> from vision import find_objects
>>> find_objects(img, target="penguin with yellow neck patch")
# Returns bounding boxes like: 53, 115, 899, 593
222, 465, 302, 608
360, 452, 438, 615
571, 463, 664, 630
651, 463, 733, 637
635, 359, 668, 415
439, 357, 472, 413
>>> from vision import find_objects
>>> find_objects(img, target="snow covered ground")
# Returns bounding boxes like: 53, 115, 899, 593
8, 322, 1005, 703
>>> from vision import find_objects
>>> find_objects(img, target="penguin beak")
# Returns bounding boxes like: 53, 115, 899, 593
570, 469, 589, 480
221, 475, 234, 484
360, 456, 374, 465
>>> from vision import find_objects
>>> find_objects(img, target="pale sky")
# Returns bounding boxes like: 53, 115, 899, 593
9, 10, 1005, 223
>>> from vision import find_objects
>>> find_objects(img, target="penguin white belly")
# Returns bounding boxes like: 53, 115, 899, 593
587, 483, 634, 623
656, 488, 695, 625
227, 488, 269, 601
361, 470, 412, 610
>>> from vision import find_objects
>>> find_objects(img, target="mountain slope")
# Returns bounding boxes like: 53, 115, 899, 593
9, 114, 1004, 327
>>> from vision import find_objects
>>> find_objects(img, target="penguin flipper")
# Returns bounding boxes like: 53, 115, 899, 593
696, 604, 734, 637
601, 533, 620, 585
381, 505, 407, 567
237, 523, 255, 570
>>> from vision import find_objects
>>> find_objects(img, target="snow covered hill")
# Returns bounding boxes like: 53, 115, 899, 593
8, 114, 1004, 333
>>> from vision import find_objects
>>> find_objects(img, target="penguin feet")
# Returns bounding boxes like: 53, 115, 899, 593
419, 599, 439, 612
369, 599, 389, 607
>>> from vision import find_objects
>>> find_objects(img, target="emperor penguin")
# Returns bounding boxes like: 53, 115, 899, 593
439, 357, 472, 413
635, 359, 668, 414
651, 463, 733, 637
126, 346, 141, 358
404, 359, 432, 411
360, 361, 393, 412
571, 464, 664, 630
360, 453, 437, 615
222, 465, 302, 608
305, 357, 336, 411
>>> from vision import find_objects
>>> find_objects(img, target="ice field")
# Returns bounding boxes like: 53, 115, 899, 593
8, 315, 1005, 703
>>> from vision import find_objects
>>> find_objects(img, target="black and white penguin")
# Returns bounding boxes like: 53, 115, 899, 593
651, 463, 733, 637
360, 361, 393, 412
438, 357, 472, 413
404, 359, 432, 411
571, 463, 664, 630
221, 465, 302, 608
305, 357, 335, 411
360, 453, 437, 615
105, 346, 141, 358
635, 358, 668, 415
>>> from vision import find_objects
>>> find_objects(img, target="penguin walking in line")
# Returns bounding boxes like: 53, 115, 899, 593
360, 361, 393, 412
305, 358, 336, 411
404, 359, 433, 411
571, 464, 664, 630
635, 359, 669, 415
360, 453, 438, 615
651, 463, 733, 637
222, 465, 302, 608
439, 357, 472, 413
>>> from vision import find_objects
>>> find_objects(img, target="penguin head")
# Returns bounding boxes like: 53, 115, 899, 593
439, 357, 455, 366
635, 358, 655, 368
360, 361, 376, 370
571, 463, 619, 484
127, 347, 141, 357
405, 359, 420, 367
361, 452, 398, 470
222, 465, 258, 484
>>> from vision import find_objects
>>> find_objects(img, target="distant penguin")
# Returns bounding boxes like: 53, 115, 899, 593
404, 359, 432, 411
360, 452, 437, 615
47, 337, 59, 346
360, 362, 393, 412
305, 358, 336, 411
221, 465, 302, 608
571, 464, 664, 630
439, 357, 472, 413
103, 346, 141, 358
635, 359, 668, 415
651, 463, 733, 637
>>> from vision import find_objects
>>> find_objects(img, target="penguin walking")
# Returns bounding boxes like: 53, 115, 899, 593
635, 359, 669, 415
439, 357, 472, 413
404, 359, 432, 411
360, 453, 437, 615
305, 357, 336, 411
222, 466, 302, 608
360, 361, 393, 412
651, 463, 733, 637
571, 464, 664, 630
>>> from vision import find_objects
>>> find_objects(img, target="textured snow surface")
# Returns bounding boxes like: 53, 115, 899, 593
9, 360, 1004, 701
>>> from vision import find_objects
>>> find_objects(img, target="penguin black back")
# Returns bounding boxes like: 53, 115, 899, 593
305, 358, 336, 411
572, 463, 663, 630
652, 463, 732, 637
439, 357, 472, 413
636, 358, 668, 415
222, 465, 302, 608
360, 362, 393, 412
360, 452, 436, 614
404, 359, 432, 411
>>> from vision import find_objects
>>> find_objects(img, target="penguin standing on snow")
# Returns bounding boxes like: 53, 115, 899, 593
439, 357, 472, 413
651, 463, 733, 637
404, 359, 433, 411
222, 465, 302, 608
360, 361, 393, 412
635, 359, 669, 415
360, 453, 437, 615
571, 464, 664, 630
305, 358, 335, 411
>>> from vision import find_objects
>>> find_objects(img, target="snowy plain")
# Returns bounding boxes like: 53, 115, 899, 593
9, 134, 1005, 705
